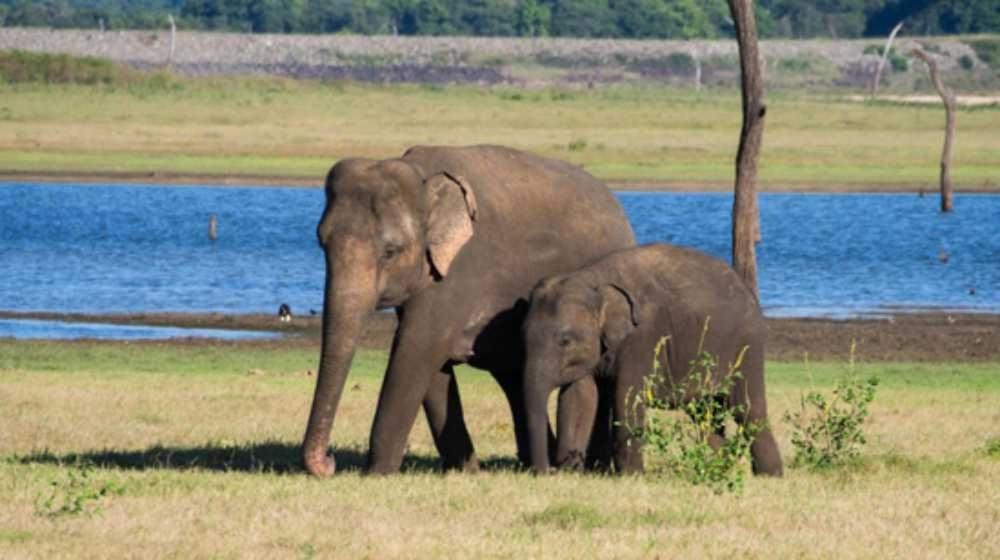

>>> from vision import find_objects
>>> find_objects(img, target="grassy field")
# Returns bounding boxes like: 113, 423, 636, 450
1, 341, 998, 558
0, 78, 998, 190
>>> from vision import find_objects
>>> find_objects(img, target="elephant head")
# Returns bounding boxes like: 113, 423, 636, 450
302, 158, 478, 476
522, 276, 638, 472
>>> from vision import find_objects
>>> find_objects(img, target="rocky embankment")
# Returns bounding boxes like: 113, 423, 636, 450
0, 27, 991, 88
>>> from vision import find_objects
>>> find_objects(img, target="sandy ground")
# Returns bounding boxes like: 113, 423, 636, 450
2, 310, 998, 362
845, 94, 1000, 107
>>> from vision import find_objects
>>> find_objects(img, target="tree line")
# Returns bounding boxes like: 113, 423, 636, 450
0, 0, 996, 39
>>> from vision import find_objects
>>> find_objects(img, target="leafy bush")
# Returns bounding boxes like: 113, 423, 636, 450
863, 44, 908, 72
959, 54, 975, 71
664, 52, 697, 76
0, 50, 182, 94
0, 50, 130, 84
965, 39, 1000, 70
985, 437, 1000, 458
630, 333, 761, 494
784, 347, 879, 470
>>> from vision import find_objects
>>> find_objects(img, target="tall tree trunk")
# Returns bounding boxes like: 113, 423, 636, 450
727, 0, 765, 297
911, 49, 956, 213
870, 21, 904, 99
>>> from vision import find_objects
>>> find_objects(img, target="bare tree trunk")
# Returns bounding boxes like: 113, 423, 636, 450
694, 55, 702, 91
911, 49, 956, 213
167, 14, 177, 69
727, 0, 765, 297
870, 21, 904, 99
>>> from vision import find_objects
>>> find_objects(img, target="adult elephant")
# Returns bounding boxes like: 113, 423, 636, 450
302, 145, 636, 476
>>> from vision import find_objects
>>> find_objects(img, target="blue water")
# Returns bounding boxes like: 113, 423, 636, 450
0, 318, 279, 341
1, 182, 997, 323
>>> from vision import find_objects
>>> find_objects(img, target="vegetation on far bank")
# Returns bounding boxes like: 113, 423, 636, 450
1, 0, 997, 40
1, 340, 998, 557
0, 52, 997, 190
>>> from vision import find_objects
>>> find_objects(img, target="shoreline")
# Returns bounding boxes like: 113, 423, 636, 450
3, 309, 999, 362
2, 171, 998, 193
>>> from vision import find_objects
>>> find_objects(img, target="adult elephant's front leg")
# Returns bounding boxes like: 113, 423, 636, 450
367, 325, 452, 475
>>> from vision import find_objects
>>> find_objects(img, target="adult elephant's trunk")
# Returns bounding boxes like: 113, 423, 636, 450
524, 372, 554, 473
302, 247, 376, 477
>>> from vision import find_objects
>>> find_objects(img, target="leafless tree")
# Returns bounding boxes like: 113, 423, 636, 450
911, 48, 956, 213
727, 0, 766, 297
167, 14, 177, 69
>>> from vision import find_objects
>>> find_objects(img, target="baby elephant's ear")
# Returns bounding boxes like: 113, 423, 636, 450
425, 172, 478, 278
598, 283, 639, 350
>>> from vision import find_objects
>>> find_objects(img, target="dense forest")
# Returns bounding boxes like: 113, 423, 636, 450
0, 0, 996, 39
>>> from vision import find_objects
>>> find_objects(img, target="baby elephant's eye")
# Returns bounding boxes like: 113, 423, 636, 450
380, 244, 403, 261
558, 333, 573, 347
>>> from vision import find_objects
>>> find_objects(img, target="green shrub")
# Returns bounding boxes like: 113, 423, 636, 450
630, 329, 761, 494
523, 503, 607, 530
567, 138, 587, 151
959, 54, 975, 71
35, 462, 126, 518
985, 437, 1000, 458
664, 52, 696, 75
0, 50, 129, 84
863, 45, 907, 72
777, 57, 812, 72
965, 39, 1000, 70
784, 346, 879, 470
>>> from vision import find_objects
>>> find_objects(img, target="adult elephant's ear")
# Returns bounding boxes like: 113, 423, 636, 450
425, 172, 478, 277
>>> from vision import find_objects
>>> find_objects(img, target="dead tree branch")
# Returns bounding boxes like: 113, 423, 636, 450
870, 21, 904, 99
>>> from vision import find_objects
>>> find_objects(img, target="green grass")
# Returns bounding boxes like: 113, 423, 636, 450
1, 341, 998, 557
0, 77, 997, 189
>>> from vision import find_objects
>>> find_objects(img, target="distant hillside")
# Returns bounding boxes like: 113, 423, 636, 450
1, 28, 997, 91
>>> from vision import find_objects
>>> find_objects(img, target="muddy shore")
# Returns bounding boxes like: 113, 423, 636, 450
3, 310, 998, 363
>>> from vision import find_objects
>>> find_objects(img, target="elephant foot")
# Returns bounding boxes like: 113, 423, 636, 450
443, 452, 479, 474
303, 448, 335, 477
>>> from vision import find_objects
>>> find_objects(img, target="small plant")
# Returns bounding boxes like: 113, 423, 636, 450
630, 322, 761, 494
567, 138, 587, 151
35, 462, 125, 519
784, 343, 879, 470
523, 503, 607, 530
984, 437, 1000, 458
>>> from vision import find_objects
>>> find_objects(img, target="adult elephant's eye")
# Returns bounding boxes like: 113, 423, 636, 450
558, 333, 572, 347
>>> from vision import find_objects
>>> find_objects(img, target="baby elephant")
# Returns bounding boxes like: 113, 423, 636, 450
522, 243, 783, 476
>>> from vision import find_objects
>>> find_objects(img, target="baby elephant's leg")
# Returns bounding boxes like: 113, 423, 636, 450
555, 377, 598, 470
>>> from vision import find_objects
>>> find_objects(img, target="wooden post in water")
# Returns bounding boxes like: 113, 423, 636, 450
727, 0, 765, 297
208, 214, 218, 241
910, 48, 956, 213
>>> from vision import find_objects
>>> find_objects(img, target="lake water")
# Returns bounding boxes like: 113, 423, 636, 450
1, 182, 997, 332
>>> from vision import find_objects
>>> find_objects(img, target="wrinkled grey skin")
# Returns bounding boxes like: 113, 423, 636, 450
522, 243, 783, 476
302, 145, 636, 476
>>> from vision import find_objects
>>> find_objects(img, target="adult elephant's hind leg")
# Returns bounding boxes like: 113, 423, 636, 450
423, 365, 479, 472
733, 342, 784, 477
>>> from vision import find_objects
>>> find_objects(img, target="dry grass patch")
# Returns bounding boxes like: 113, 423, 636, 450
1, 341, 998, 558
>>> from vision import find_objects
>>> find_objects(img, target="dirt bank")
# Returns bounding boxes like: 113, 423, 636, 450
3, 310, 998, 363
